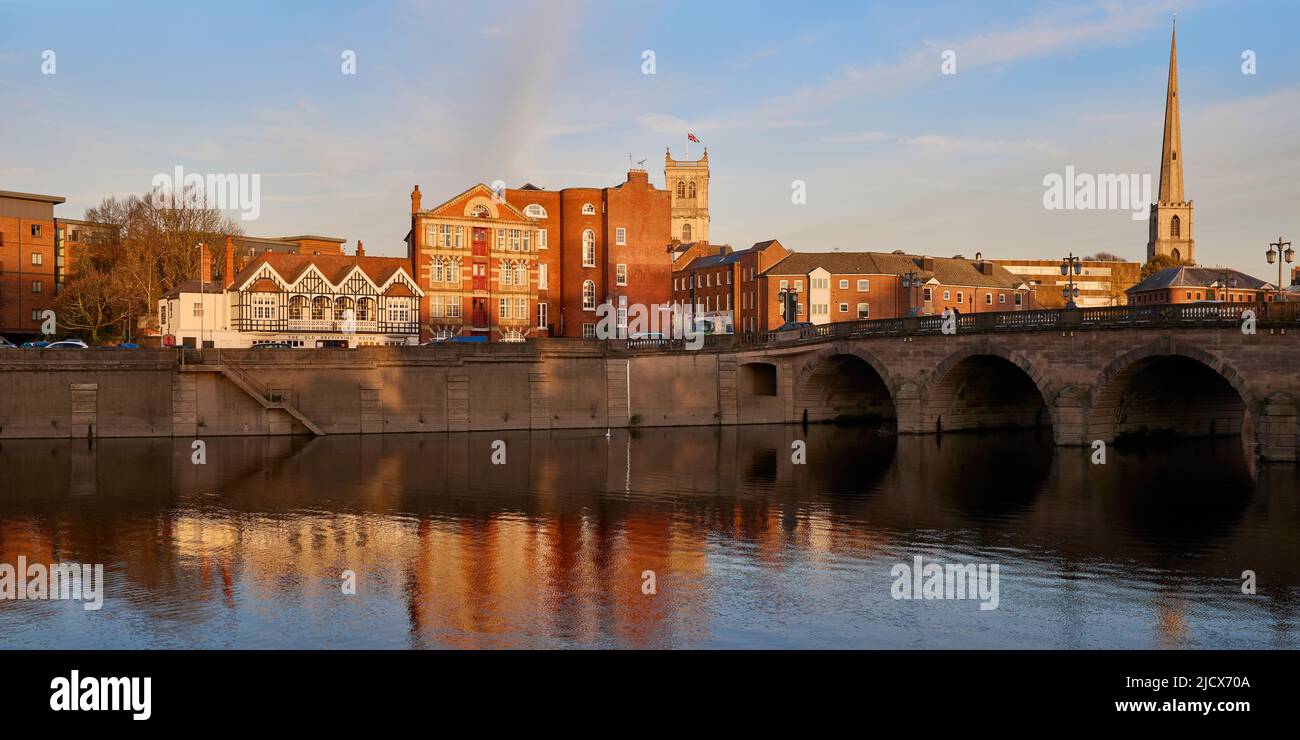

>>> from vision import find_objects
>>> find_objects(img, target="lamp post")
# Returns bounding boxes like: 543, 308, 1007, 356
1216, 270, 1238, 302
1060, 252, 1082, 308
900, 271, 923, 317
777, 286, 799, 328
1265, 236, 1293, 302
196, 242, 206, 348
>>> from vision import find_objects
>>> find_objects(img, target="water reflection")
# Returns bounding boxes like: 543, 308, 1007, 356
0, 427, 1296, 648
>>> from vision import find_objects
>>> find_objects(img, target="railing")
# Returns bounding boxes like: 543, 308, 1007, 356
235, 318, 416, 334
614, 302, 1300, 353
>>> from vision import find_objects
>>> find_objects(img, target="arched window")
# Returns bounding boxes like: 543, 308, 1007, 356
682, 223, 692, 242
501, 260, 514, 287
288, 295, 307, 320
676, 182, 685, 198
447, 257, 461, 285
582, 229, 596, 266
431, 257, 444, 283
334, 297, 353, 318
471, 204, 490, 218
581, 203, 596, 215
524, 204, 547, 219
356, 298, 375, 322
582, 280, 596, 310
311, 296, 332, 321
514, 261, 527, 286
688, 181, 696, 198
1170, 215, 1181, 238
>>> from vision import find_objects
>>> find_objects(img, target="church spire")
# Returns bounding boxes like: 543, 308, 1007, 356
1158, 19, 1183, 203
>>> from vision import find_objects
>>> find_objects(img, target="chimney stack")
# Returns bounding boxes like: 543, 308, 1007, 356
224, 236, 236, 288
410, 185, 422, 213
921, 256, 935, 271
356, 240, 365, 257
199, 243, 214, 284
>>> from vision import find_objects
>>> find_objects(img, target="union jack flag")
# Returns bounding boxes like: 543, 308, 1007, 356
687, 133, 700, 143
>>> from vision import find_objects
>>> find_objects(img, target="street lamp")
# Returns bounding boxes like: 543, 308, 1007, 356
777, 286, 800, 328
900, 270, 923, 317
1060, 252, 1082, 309
1266, 236, 1293, 302
1216, 270, 1238, 302
195, 242, 207, 348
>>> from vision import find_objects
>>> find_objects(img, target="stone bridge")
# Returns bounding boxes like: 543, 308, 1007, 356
707, 303, 1300, 462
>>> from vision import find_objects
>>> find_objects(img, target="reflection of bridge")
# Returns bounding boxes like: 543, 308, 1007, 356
697, 303, 1300, 462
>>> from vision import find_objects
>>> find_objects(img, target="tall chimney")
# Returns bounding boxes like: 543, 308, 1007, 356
224, 236, 236, 288
411, 185, 422, 213
921, 256, 935, 272
356, 240, 365, 257
199, 243, 213, 284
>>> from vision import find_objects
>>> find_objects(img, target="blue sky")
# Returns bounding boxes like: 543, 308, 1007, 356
2, 0, 1298, 276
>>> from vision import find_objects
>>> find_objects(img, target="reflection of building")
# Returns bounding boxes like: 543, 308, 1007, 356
993, 258, 1140, 308
157, 243, 422, 348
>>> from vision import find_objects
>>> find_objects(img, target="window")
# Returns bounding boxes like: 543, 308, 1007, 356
430, 295, 444, 318
31, 281, 42, 293
253, 294, 276, 320
706, 274, 711, 288
538, 230, 547, 249
471, 205, 490, 218
581, 203, 596, 215
1186, 291, 1192, 300
31, 224, 42, 238
538, 263, 548, 290
388, 297, 412, 323
514, 261, 527, 286
499, 297, 510, 320
508, 229, 523, 251
999, 293, 1006, 304
688, 182, 696, 198
431, 257, 444, 283
448, 257, 461, 285
31, 252, 43, 266
524, 204, 547, 219
794, 280, 803, 290
857, 303, 869, 319
312, 296, 330, 320
616, 227, 627, 246
501, 260, 515, 287
582, 230, 596, 266
160, 305, 167, 325
582, 280, 596, 310
445, 298, 462, 318
858, 279, 869, 291
289, 295, 306, 320
779, 280, 789, 290
192, 301, 203, 317
839, 279, 849, 289
31, 309, 42, 321
676, 182, 685, 198
839, 303, 848, 313
924, 287, 933, 301
682, 223, 692, 242
582, 323, 596, 338
956, 291, 963, 303
537, 302, 548, 328
984, 293, 992, 305
1170, 215, 1181, 238
943, 290, 950, 301
616, 264, 627, 286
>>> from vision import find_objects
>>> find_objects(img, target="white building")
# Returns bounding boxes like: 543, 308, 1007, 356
159, 251, 424, 348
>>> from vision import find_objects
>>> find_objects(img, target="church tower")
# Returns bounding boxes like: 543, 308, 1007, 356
1147, 20, 1195, 263
665, 147, 710, 243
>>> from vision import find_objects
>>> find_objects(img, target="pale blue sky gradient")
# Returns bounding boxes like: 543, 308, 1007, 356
1, 0, 1298, 276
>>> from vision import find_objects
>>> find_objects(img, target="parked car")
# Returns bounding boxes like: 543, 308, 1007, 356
44, 339, 90, 349
94, 342, 141, 350
20, 341, 50, 349
0, 336, 16, 349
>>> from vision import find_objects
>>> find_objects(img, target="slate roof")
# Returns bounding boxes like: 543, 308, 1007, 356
229, 252, 413, 290
762, 251, 1029, 289
1126, 266, 1273, 293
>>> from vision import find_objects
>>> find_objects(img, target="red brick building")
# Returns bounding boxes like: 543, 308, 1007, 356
1126, 265, 1276, 305
406, 184, 540, 342
504, 168, 671, 338
670, 239, 791, 334
0, 190, 64, 340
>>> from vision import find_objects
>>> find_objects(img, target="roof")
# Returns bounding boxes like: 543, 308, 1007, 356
0, 190, 65, 204
275, 235, 348, 244
1127, 266, 1273, 293
163, 280, 227, 299
763, 251, 1029, 289
230, 252, 414, 290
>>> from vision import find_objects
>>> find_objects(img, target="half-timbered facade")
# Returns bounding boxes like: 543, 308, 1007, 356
158, 250, 422, 348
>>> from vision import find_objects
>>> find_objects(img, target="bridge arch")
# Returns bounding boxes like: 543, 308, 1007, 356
920, 342, 1056, 434
793, 345, 897, 425
1085, 339, 1262, 448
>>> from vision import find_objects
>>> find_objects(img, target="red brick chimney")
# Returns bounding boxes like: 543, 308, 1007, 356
921, 256, 935, 271
410, 185, 422, 213
199, 243, 213, 284
224, 236, 236, 288
356, 240, 365, 257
